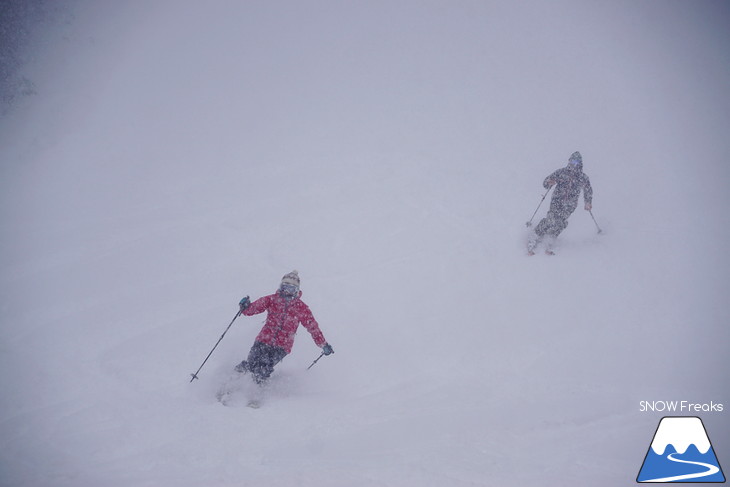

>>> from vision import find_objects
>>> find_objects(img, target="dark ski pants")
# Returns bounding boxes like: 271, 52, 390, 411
535, 200, 576, 238
238, 341, 287, 384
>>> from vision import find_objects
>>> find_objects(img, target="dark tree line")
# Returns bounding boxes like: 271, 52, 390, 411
0, 0, 74, 113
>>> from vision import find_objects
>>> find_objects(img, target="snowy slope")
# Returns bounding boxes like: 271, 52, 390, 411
1, 1, 729, 486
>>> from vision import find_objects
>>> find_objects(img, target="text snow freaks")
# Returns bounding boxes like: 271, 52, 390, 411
639, 401, 724, 413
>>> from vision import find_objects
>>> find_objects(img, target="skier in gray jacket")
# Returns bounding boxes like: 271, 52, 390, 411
528, 151, 593, 254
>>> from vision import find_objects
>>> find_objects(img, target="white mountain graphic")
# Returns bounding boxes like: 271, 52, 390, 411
650, 417, 711, 455
638, 416, 725, 483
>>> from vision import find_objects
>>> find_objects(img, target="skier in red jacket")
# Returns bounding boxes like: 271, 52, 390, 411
236, 271, 333, 384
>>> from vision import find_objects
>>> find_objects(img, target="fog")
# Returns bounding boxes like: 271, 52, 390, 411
1, 1, 729, 486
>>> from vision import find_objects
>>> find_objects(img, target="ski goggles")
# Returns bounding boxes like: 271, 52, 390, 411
279, 283, 298, 296
568, 159, 580, 166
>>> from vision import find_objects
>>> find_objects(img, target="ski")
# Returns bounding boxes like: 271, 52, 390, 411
527, 249, 556, 256
526, 243, 556, 256
527, 233, 557, 256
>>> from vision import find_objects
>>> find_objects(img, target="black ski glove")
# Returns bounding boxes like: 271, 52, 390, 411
239, 296, 250, 312
322, 343, 334, 355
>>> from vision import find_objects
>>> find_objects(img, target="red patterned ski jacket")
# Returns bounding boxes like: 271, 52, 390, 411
242, 291, 326, 354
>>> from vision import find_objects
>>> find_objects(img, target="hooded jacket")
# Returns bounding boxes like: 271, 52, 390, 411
544, 161, 593, 213
242, 291, 326, 354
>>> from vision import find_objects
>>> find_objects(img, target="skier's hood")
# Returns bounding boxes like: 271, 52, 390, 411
567, 151, 583, 172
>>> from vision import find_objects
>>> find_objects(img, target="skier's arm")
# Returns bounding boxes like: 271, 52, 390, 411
299, 305, 327, 347
543, 170, 560, 189
242, 295, 270, 316
582, 174, 593, 208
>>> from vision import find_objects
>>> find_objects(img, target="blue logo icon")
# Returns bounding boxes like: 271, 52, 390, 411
637, 416, 725, 483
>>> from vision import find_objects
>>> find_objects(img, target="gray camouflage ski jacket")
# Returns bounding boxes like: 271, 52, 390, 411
543, 162, 593, 211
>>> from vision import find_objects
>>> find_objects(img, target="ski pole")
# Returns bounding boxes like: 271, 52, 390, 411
526, 187, 552, 227
589, 209, 603, 234
307, 352, 325, 370
190, 310, 241, 382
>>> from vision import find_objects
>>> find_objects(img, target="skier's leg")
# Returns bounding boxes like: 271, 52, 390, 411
548, 206, 572, 238
248, 342, 287, 384
529, 216, 550, 253
236, 341, 266, 373
543, 207, 572, 254
245, 342, 267, 381
536, 211, 561, 238
258, 345, 287, 384
533, 217, 549, 238
549, 217, 568, 238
